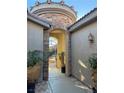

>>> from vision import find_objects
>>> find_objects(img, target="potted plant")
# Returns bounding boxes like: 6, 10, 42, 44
88, 53, 97, 93
58, 52, 65, 73
27, 50, 43, 93
27, 50, 55, 93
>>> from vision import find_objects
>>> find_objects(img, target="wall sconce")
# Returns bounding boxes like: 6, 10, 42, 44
88, 33, 94, 43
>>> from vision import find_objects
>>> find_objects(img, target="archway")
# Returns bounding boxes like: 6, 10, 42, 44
48, 28, 70, 78
42, 28, 71, 81
49, 37, 58, 76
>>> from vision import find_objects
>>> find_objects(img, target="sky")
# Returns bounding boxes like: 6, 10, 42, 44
27, 0, 97, 19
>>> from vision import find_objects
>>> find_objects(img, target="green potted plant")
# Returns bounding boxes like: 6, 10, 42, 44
27, 50, 55, 93
27, 50, 55, 81
27, 50, 44, 81
88, 53, 97, 93
27, 50, 43, 93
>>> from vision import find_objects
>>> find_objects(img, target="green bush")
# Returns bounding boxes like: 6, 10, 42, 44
88, 54, 97, 69
27, 50, 43, 67
27, 50, 55, 67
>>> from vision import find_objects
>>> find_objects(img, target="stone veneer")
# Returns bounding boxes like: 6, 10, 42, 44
68, 32, 72, 76
39, 13, 73, 27
42, 28, 72, 79
30, 2, 77, 29
43, 29, 49, 80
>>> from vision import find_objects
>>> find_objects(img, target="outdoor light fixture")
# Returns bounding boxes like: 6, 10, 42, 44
88, 33, 94, 43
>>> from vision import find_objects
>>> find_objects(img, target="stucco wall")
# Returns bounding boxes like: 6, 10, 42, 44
27, 20, 44, 51
71, 22, 97, 87
27, 20, 44, 81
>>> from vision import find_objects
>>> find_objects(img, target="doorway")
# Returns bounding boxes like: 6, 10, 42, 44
48, 29, 67, 78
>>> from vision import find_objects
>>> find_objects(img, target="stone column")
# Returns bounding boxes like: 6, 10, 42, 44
43, 29, 49, 81
68, 32, 72, 76
65, 32, 72, 76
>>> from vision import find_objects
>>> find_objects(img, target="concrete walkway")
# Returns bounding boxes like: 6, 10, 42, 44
35, 59, 93, 93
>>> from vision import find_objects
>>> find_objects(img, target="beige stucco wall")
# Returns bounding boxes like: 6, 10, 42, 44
27, 20, 44, 51
27, 20, 44, 81
71, 22, 97, 87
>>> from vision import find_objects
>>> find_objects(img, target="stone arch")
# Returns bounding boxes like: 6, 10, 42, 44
49, 28, 71, 76
42, 28, 71, 81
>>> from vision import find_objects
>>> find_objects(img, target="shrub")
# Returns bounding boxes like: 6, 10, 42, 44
88, 53, 97, 69
27, 50, 43, 67
27, 50, 55, 67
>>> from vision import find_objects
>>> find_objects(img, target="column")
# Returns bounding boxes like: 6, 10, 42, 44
43, 30, 49, 81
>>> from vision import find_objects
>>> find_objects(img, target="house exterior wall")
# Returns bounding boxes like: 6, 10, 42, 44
27, 20, 44, 81
27, 20, 44, 51
70, 22, 97, 87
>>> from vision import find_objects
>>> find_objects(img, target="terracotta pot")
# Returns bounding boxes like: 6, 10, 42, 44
27, 63, 41, 82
